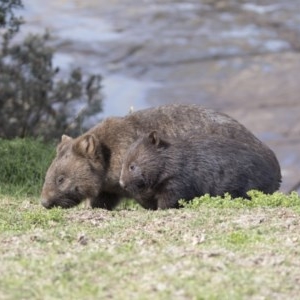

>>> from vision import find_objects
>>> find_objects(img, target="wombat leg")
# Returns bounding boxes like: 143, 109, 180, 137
227, 189, 251, 200
83, 199, 92, 209
90, 192, 121, 210
157, 195, 179, 210
136, 197, 158, 210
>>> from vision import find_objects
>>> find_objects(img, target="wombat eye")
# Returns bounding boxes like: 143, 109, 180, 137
56, 175, 64, 185
129, 164, 135, 171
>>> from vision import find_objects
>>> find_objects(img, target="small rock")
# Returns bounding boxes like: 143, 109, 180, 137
78, 234, 88, 245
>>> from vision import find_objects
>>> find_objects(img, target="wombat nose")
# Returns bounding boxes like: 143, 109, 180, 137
41, 198, 54, 209
119, 180, 126, 189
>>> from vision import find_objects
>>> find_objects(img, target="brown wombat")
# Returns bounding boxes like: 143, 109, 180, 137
41, 104, 281, 209
120, 131, 281, 209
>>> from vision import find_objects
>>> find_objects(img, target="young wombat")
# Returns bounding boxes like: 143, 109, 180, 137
120, 131, 281, 209
41, 104, 281, 210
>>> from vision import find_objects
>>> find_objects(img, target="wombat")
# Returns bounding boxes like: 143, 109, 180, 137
41, 104, 281, 209
120, 131, 281, 209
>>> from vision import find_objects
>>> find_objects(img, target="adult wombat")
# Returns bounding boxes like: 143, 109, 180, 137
41, 104, 281, 209
120, 131, 281, 209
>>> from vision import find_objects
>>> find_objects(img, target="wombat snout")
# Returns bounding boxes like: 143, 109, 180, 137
41, 198, 54, 209
119, 179, 127, 190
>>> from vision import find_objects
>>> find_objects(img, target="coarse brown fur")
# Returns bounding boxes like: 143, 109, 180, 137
120, 131, 281, 209
41, 104, 281, 209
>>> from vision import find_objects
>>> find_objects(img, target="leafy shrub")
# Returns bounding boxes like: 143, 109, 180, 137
0, 137, 55, 196
0, 0, 103, 140
180, 190, 300, 209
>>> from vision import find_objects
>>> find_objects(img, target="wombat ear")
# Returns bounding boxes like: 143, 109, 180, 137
148, 131, 170, 148
57, 135, 73, 153
148, 131, 160, 146
73, 134, 98, 159
61, 134, 72, 143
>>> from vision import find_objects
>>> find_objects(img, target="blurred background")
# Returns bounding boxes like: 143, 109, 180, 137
3, 0, 300, 193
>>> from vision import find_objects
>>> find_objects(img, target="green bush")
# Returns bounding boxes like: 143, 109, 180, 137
0, 0, 103, 140
180, 190, 300, 209
0, 138, 55, 196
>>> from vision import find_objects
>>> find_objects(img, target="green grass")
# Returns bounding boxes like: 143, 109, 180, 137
0, 138, 55, 196
180, 190, 300, 209
1, 138, 300, 299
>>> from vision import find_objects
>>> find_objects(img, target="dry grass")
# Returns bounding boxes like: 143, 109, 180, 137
1, 194, 300, 299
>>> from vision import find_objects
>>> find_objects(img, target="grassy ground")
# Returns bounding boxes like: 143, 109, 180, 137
1, 139, 300, 300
